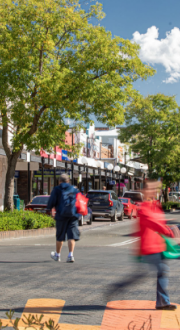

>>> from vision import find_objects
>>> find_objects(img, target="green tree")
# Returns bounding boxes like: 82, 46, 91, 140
0, 0, 154, 210
119, 93, 180, 201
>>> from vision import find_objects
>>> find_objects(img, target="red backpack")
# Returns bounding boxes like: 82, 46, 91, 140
75, 193, 88, 216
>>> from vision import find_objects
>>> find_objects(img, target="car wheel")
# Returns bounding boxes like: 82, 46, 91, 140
119, 210, 124, 221
79, 216, 83, 226
87, 214, 92, 225
128, 211, 133, 220
111, 210, 117, 222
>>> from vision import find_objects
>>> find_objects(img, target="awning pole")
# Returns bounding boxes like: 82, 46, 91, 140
86, 166, 88, 193
41, 157, 44, 195
71, 161, 74, 186
99, 167, 101, 190
118, 173, 121, 197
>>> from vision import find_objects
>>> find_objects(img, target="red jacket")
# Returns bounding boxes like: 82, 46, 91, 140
138, 201, 174, 255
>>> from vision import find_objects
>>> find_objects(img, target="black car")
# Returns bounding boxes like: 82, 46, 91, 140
87, 190, 124, 222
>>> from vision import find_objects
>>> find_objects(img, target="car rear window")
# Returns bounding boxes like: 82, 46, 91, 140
119, 198, 129, 203
123, 193, 143, 202
31, 196, 49, 205
87, 192, 109, 201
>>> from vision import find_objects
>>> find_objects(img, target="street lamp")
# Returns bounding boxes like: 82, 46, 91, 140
53, 158, 56, 188
107, 164, 113, 185
121, 167, 127, 195
27, 152, 30, 202
121, 167, 127, 174
107, 164, 113, 171
114, 166, 121, 197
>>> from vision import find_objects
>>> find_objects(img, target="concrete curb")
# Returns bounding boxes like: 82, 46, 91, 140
0, 220, 133, 240
0, 227, 56, 240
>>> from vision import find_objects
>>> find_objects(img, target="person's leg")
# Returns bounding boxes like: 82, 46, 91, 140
143, 253, 171, 308
66, 218, 79, 262
68, 239, 75, 254
56, 241, 63, 254
156, 255, 170, 307
51, 220, 66, 262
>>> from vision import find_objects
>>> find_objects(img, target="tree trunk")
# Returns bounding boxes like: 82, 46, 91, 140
4, 155, 20, 211
164, 185, 169, 203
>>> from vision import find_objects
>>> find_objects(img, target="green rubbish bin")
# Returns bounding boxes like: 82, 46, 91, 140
13, 194, 20, 210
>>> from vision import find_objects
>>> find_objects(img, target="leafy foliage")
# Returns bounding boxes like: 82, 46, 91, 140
119, 93, 180, 187
161, 202, 180, 210
0, 0, 154, 153
1, 310, 60, 330
0, 210, 55, 231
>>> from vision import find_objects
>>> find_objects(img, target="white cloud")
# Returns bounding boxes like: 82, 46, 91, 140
132, 26, 180, 83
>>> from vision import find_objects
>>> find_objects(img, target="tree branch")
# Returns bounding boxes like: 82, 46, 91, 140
55, 26, 67, 47
27, 105, 46, 136
39, 45, 44, 75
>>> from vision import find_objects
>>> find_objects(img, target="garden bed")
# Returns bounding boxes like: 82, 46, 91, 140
162, 202, 180, 211
0, 210, 55, 231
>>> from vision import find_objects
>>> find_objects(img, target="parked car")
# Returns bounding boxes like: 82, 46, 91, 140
123, 191, 144, 207
25, 195, 55, 217
87, 190, 124, 222
118, 197, 137, 219
78, 207, 93, 226
169, 192, 180, 202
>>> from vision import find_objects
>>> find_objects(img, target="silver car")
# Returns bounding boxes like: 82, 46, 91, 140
169, 192, 180, 202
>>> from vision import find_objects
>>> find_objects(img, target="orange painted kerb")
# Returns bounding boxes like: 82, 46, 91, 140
1, 299, 180, 330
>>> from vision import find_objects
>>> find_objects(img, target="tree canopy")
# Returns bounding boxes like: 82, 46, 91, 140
119, 93, 180, 188
0, 0, 155, 209
0, 0, 154, 155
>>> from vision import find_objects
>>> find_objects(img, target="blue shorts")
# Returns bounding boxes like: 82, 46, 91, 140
56, 217, 80, 242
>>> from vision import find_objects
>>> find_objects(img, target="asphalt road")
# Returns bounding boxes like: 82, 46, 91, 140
0, 213, 180, 327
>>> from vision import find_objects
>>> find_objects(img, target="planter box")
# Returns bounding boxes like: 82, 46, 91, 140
0, 227, 55, 240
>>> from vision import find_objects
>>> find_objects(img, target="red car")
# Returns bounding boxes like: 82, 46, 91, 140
118, 197, 137, 219
25, 195, 56, 217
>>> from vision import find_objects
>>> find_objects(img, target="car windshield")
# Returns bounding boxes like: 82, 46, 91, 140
30, 196, 49, 205
123, 193, 143, 202
87, 192, 109, 201
119, 198, 129, 203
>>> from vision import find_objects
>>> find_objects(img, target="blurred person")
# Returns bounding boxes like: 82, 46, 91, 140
103, 186, 106, 191
47, 173, 79, 263
138, 180, 176, 310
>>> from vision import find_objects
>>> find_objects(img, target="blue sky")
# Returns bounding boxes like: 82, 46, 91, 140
86, 0, 180, 127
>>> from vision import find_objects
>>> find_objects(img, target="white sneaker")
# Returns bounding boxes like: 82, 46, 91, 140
51, 251, 61, 262
66, 256, 75, 263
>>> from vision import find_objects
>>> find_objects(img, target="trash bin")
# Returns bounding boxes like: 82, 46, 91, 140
13, 194, 20, 210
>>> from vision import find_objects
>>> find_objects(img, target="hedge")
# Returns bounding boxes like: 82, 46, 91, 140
0, 210, 55, 231
161, 202, 180, 210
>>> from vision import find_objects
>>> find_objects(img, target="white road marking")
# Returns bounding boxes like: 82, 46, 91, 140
107, 237, 140, 247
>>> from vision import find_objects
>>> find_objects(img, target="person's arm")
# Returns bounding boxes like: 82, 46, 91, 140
47, 188, 57, 210
143, 212, 174, 238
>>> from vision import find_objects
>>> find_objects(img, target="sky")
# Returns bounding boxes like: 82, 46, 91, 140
85, 0, 180, 127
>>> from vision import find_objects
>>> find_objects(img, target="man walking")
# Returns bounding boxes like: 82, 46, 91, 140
47, 173, 79, 263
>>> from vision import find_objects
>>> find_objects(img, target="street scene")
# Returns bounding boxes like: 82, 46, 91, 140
1, 0, 180, 329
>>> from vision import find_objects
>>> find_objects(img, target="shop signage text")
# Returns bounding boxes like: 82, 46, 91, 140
34, 169, 70, 178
